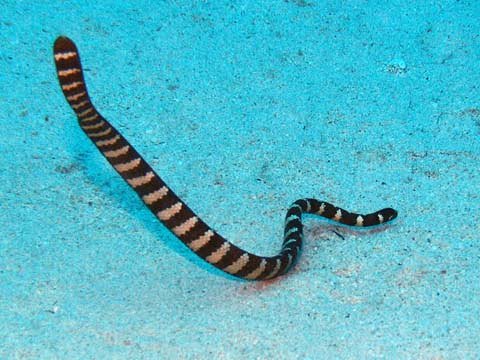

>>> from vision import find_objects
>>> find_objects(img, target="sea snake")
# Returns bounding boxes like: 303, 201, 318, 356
53, 36, 398, 280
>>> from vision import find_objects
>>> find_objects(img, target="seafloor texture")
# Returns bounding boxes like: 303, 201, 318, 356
1, 1, 479, 358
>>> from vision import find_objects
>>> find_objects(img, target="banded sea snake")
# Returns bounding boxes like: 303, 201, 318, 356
53, 36, 398, 280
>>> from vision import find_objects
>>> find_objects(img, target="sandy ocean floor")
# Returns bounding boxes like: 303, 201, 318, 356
1, 1, 480, 358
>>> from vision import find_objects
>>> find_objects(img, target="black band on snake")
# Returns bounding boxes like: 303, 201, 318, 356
53, 36, 398, 280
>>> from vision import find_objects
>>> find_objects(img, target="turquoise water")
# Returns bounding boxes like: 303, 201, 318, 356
1, 1, 480, 358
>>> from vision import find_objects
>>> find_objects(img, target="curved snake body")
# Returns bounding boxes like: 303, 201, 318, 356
53, 36, 397, 280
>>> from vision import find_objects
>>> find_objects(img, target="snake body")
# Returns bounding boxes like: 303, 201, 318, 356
53, 36, 397, 280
